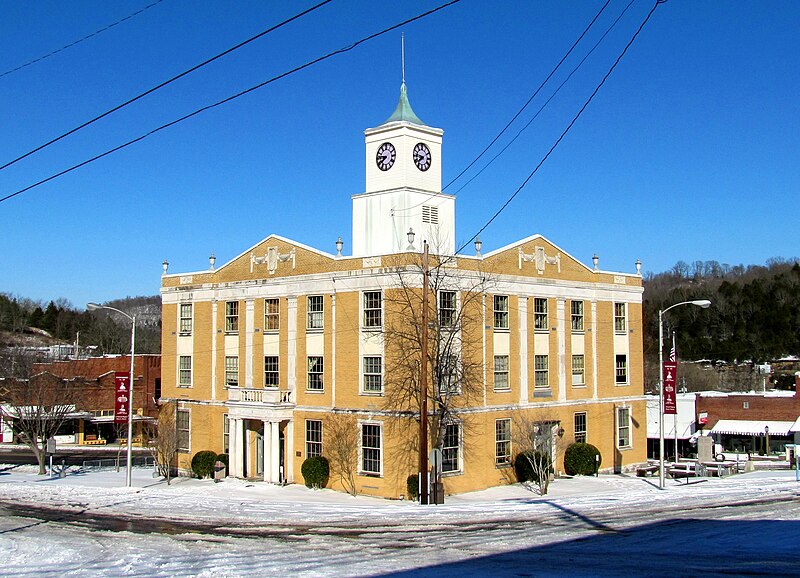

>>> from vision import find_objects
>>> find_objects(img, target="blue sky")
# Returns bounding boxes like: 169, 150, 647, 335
1, 0, 797, 308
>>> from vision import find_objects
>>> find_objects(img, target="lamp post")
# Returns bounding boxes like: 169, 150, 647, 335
87, 302, 136, 487
658, 299, 711, 489
764, 425, 769, 456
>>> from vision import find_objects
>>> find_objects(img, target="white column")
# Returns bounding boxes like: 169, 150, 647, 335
211, 300, 218, 401
556, 298, 567, 402
285, 420, 294, 483
262, 420, 271, 482
518, 296, 528, 404
331, 293, 336, 408
245, 299, 255, 387
229, 418, 243, 478
591, 300, 598, 400
271, 421, 281, 483
287, 297, 297, 393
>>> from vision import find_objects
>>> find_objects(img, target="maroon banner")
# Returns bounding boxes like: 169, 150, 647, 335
114, 372, 131, 424
662, 361, 678, 415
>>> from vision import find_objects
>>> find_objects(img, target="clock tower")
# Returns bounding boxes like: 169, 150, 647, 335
352, 82, 455, 257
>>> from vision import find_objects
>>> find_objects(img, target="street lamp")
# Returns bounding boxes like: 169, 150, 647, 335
658, 299, 711, 489
87, 302, 136, 487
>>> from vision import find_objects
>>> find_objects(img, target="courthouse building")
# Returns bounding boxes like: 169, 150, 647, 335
160, 82, 646, 497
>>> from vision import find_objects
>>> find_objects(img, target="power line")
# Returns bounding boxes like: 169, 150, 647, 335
456, 0, 664, 256
0, 0, 462, 205
450, 0, 637, 197
0, 0, 166, 80
0, 0, 334, 173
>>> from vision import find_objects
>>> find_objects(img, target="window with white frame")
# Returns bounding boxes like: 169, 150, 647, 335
572, 354, 585, 386
495, 419, 511, 465
493, 355, 509, 390
534, 354, 549, 388
264, 298, 279, 332
494, 295, 509, 329
177, 409, 190, 453
307, 295, 323, 330
307, 356, 324, 390
179, 303, 192, 335
225, 301, 239, 333
363, 291, 382, 329
222, 414, 230, 454
574, 412, 587, 443
439, 290, 456, 327
442, 422, 461, 473
534, 297, 548, 331
264, 355, 279, 387
225, 356, 238, 387
617, 407, 631, 448
178, 355, 192, 386
614, 302, 627, 333
615, 354, 628, 384
438, 354, 459, 395
362, 356, 383, 394
306, 419, 323, 458
571, 300, 584, 332
360, 423, 382, 475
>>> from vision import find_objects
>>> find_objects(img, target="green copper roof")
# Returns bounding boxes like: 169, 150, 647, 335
384, 82, 424, 125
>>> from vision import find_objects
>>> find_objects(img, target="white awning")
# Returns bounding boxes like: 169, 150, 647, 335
790, 416, 800, 433
710, 419, 796, 437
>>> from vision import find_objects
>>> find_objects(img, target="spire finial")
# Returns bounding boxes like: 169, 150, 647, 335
401, 33, 405, 85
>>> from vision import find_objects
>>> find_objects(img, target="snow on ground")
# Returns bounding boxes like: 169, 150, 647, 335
1, 464, 799, 577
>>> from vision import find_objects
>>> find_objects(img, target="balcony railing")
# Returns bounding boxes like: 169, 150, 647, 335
227, 387, 294, 405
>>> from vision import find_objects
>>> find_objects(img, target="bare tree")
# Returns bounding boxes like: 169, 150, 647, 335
142, 402, 177, 485
325, 413, 359, 496
511, 412, 566, 495
0, 356, 87, 475
381, 248, 493, 476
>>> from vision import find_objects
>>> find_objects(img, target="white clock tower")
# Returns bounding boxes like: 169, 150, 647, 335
352, 81, 455, 257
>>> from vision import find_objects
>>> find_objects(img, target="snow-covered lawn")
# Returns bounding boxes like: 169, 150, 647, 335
1, 465, 799, 576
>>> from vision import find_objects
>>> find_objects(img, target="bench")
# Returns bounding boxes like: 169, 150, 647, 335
83, 439, 107, 445
636, 464, 659, 477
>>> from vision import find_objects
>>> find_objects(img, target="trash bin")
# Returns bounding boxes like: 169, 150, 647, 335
213, 460, 227, 482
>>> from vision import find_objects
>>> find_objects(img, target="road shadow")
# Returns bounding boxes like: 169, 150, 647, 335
374, 518, 800, 577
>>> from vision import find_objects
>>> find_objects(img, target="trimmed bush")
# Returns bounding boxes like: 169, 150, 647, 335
406, 474, 419, 500
301, 456, 330, 489
564, 442, 602, 476
191, 450, 218, 479
513, 451, 552, 483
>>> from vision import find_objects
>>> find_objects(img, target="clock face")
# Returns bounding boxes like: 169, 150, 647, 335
413, 142, 431, 171
376, 142, 396, 171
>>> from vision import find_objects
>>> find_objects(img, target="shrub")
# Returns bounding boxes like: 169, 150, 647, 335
564, 443, 602, 476
513, 451, 552, 483
191, 450, 218, 479
406, 474, 419, 500
301, 456, 330, 489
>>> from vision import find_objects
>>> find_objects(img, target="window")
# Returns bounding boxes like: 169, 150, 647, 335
154, 378, 161, 401
438, 354, 459, 395
534, 297, 548, 331
306, 419, 323, 458
574, 412, 587, 444
361, 423, 382, 475
571, 300, 584, 332
264, 298, 279, 331
442, 422, 461, 473
614, 302, 627, 333
307, 295, 323, 330
493, 355, 509, 390
264, 356, 279, 387
439, 290, 456, 327
534, 354, 549, 388
615, 354, 628, 384
363, 291, 382, 329
493, 295, 509, 329
225, 301, 239, 333
225, 356, 239, 387
495, 419, 511, 465
572, 354, 585, 386
179, 303, 192, 334
307, 356, 324, 391
222, 414, 230, 454
179, 356, 192, 386
617, 407, 631, 448
363, 356, 383, 393
177, 409, 190, 453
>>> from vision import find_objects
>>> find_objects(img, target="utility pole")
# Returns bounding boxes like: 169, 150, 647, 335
419, 240, 430, 505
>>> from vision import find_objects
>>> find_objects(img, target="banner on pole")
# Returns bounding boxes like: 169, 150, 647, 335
662, 362, 678, 415
114, 372, 131, 424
